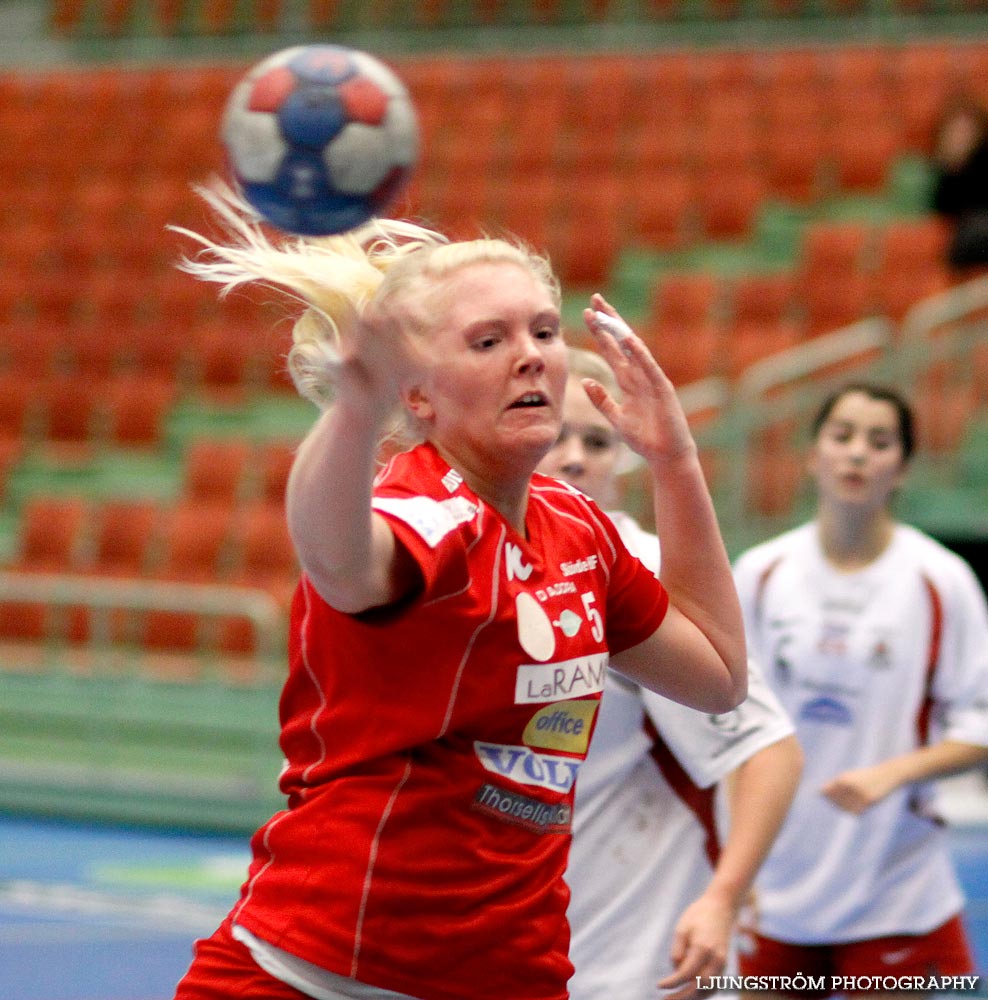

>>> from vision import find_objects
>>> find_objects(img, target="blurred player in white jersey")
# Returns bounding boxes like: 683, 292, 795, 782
539, 347, 802, 1000
733, 382, 988, 1000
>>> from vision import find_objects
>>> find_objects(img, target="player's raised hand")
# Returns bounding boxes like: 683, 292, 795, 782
296, 299, 429, 423
581, 292, 695, 469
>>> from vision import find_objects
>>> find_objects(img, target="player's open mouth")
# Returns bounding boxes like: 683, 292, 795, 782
509, 392, 548, 409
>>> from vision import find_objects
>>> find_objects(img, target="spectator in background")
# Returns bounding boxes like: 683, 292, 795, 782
539, 348, 802, 1000
733, 382, 988, 1000
931, 97, 988, 269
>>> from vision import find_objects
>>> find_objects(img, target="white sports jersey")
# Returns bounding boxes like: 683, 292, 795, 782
565, 512, 795, 1000
733, 521, 988, 943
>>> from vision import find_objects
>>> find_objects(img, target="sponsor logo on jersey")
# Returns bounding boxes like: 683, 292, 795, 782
523, 699, 598, 753
474, 741, 582, 792
817, 621, 849, 656
707, 708, 741, 734
799, 696, 853, 726
560, 555, 598, 577
867, 633, 894, 669
515, 592, 556, 662
440, 468, 463, 493
515, 653, 608, 704
553, 608, 582, 637
505, 542, 533, 581
472, 782, 571, 834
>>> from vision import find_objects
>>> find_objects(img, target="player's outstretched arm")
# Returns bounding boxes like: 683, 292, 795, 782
286, 304, 424, 614
586, 295, 747, 713
822, 739, 988, 815
658, 734, 803, 999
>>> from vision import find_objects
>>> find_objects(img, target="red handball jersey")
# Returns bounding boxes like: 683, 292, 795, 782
229, 443, 668, 1000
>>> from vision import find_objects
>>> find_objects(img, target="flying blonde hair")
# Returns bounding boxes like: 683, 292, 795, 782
172, 183, 561, 416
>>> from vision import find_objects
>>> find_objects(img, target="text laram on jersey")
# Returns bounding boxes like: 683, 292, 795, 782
515, 653, 609, 704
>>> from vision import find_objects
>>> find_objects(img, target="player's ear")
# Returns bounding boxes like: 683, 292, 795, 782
403, 384, 434, 422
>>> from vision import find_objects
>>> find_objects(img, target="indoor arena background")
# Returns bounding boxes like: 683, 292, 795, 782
1, 1, 988, 996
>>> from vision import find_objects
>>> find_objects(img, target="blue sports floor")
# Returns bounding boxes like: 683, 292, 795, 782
1, 814, 987, 1000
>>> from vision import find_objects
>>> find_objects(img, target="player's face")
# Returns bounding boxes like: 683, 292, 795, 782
537, 375, 621, 508
808, 391, 908, 511
405, 261, 567, 474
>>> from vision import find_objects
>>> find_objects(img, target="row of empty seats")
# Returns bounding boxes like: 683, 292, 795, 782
2, 44, 987, 286
0, 495, 296, 656
46, 0, 988, 39
638, 216, 962, 383
0, 439, 300, 656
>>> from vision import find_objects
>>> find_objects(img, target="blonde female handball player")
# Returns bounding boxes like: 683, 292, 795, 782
169, 188, 747, 1000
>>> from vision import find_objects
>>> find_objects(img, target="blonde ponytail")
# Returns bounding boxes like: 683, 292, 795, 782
170, 181, 448, 408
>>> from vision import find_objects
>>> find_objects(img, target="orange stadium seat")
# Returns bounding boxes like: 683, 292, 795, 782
549, 174, 624, 287
831, 120, 902, 192
650, 271, 724, 332
646, 323, 724, 386
800, 221, 873, 275
193, 321, 258, 400
140, 502, 235, 652
218, 501, 298, 653
760, 48, 828, 95
800, 270, 876, 337
13, 495, 88, 572
693, 50, 760, 95
41, 373, 102, 452
0, 372, 40, 443
180, 438, 252, 509
88, 499, 162, 578
729, 272, 798, 327
106, 374, 175, 449
153, 502, 234, 582
0, 495, 87, 642
256, 440, 296, 506
872, 217, 953, 319
823, 45, 893, 93
629, 169, 694, 250
695, 166, 766, 241
762, 123, 827, 203
725, 321, 803, 382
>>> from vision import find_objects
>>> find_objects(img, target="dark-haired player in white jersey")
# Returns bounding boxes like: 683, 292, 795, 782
733, 383, 988, 1000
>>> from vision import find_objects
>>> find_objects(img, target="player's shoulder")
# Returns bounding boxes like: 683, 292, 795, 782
530, 471, 592, 505
371, 444, 481, 548
529, 472, 614, 525
733, 523, 812, 576
893, 523, 983, 593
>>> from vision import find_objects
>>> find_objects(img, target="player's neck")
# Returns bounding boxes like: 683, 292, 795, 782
431, 442, 531, 537
816, 507, 895, 572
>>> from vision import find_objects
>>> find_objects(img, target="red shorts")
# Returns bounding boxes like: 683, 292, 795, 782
173, 918, 311, 1000
737, 914, 974, 997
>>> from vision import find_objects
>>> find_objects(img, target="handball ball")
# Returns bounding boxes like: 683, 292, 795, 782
222, 45, 419, 236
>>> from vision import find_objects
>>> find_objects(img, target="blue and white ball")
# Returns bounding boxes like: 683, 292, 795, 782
222, 45, 419, 236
